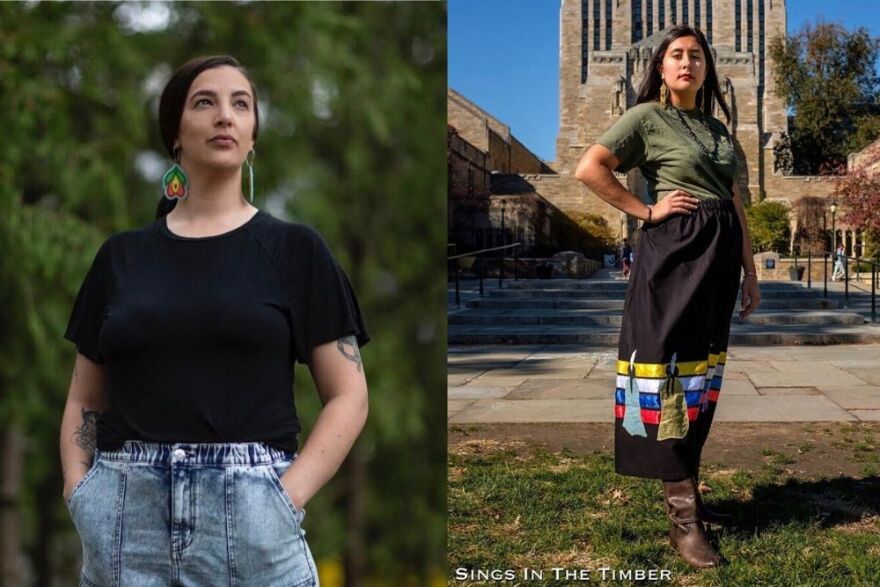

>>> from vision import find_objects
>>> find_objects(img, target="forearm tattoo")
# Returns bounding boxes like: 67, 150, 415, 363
337, 335, 362, 372
74, 407, 100, 467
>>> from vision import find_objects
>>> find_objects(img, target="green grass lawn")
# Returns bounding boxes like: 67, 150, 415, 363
448, 442, 880, 586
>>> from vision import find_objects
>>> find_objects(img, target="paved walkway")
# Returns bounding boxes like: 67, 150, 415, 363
448, 343, 880, 424
449, 270, 880, 423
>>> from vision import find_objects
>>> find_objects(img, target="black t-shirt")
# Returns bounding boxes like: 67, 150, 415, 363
63, 209, 370, 453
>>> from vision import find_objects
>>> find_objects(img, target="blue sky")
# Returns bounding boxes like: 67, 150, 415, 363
448, 0, 880, 162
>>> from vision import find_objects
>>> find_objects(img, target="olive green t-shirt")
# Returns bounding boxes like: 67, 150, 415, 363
594, 101, 738, 203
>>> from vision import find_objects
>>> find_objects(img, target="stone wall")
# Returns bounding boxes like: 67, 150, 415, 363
448, 128, 491, 250
448, 88, 547, 175
761, 148, 841, 201
448, 131, 490, 200
448, 87, 509, 152
520, 173, 635, 240
848, 138, 880, 173
510, 136, 545, 174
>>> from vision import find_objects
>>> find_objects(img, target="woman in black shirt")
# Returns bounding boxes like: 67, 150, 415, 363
59, 55, 369, 586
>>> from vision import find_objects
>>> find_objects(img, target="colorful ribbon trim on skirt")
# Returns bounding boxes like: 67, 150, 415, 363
614, 351, 726, 427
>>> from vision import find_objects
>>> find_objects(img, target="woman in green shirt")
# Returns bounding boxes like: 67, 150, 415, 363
575, 25, 761, 569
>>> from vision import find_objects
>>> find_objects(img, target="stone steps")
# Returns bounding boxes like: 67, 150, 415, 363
466, 298, 841, 310
485, 288, 825, 299
449, 277, 878, 346
449, 310, 865, 326
503, 279, 814, 291
447, 324, 880, 345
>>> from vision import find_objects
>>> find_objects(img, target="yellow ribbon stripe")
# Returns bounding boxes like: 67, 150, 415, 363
616, 359, 709, 378
708, 352, 728, 366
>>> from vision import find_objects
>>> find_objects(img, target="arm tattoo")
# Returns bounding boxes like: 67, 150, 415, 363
337, 335, 363, 372
74, 407, 100, 462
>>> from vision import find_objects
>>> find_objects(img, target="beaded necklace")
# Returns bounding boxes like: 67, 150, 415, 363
671, 105, 720, 159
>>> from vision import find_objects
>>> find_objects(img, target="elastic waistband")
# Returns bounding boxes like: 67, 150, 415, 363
96, 441, 295, 466
693, 197, 734, 210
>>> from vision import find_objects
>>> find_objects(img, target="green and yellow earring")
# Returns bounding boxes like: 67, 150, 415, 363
163, 146, 188, 200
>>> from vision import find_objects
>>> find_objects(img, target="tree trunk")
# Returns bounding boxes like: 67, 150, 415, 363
33, 466, 62, 587
344, 443, 365, 587
1, 425, 25, 587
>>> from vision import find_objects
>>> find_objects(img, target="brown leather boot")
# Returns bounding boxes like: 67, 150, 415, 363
692, 474, 735, 525
663, 478, 723, 568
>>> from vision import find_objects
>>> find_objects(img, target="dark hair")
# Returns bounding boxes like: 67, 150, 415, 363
155, 55, 260, 219
635, 26, 731, 126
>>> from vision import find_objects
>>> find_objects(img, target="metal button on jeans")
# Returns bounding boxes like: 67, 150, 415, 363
172, 448, 186, 460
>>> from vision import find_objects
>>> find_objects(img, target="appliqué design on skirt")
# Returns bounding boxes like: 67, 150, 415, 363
657, 352, 689, 441
622, 350, 647, 438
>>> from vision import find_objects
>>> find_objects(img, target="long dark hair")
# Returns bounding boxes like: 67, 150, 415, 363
155, 55, 260, 219
636, 26, 731, 125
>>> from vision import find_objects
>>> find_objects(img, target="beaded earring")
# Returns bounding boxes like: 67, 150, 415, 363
163, 146, 188, 200
245, 148, 255, 203
660, 80, 669, 109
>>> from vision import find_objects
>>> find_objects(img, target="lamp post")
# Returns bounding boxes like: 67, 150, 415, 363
823, 209, 828, 297
501, 200, 506, 247
499, 200, 506, 287
830, 201, 838, 253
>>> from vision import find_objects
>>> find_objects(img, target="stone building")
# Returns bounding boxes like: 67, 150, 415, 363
448, 89, 556, 253
447, 124, 492, 252
545, 0, 859, 253
448, 88, 552, 175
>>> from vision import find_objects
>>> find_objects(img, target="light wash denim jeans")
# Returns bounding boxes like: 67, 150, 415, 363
65, 441, 319, 587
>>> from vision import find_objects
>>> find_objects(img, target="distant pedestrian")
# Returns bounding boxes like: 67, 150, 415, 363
621, 239, 633, 278
831, 243, 846, 281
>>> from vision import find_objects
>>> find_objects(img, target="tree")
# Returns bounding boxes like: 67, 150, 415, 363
546, 211, 617, 259
792, 197, 830, 254
745, 201, 791, 253
769, 22, 880, 175
835, 147, 880, 256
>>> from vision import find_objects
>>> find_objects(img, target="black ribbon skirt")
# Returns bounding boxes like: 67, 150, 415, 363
614, 198, 743, 480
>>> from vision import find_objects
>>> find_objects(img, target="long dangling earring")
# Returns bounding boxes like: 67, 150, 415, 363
246, 148, 255, 203
660, 80, 669, 109
163, 146, 188, 200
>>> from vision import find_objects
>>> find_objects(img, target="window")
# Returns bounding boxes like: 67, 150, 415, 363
581, 1, 589, 82
605, 0, 612, 49
594, 0, 600, 50
647, 0, 653, 36
747, 0, 753, 52
633, 0, 642, 42
735, 0, 741, 51
694, 0, 700, 30
670, 0, 676, 24
759, 0, 765, 87
683, 0, 688, 25
659, 0, 665, 29
707, 0, 713, 43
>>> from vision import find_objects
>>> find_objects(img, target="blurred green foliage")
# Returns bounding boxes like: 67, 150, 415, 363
543, 211, 618, 259
0, 1, 446, 584
745, 200, 792, 253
